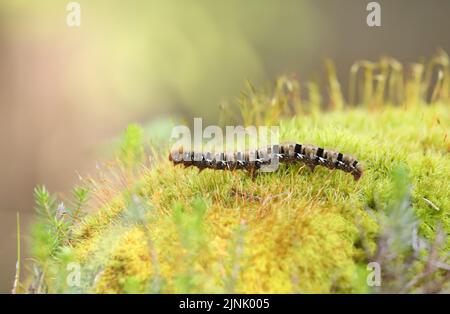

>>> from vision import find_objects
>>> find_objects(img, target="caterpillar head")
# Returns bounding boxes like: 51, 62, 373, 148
352, 162, 364, 181
341, 154, 363, 180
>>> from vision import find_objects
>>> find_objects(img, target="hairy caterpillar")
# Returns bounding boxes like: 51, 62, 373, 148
169, 142, 363, 180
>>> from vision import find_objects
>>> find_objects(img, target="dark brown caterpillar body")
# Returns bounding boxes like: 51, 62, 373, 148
169, 142, 363, 180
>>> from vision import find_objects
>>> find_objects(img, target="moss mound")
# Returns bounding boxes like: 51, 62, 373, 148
24, 56, 450, 294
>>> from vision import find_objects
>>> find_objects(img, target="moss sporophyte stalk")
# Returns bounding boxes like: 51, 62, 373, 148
23, 53, 450, 294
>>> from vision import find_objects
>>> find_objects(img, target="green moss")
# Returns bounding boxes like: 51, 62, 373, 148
25, 57, 450, 293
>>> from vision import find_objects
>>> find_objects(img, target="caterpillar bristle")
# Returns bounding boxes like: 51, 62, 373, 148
169, 142, 363, 181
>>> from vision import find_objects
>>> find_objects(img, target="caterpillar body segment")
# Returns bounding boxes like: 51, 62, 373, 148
169, 142, 363, 180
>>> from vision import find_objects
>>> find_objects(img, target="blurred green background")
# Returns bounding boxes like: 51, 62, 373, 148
1, 0, 450, 293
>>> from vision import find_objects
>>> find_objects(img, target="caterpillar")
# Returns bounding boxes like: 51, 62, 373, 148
169, 142, 363, 180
